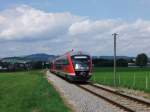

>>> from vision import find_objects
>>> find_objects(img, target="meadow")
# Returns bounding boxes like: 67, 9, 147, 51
91, 67, 150, 92
0, 70, 69, 112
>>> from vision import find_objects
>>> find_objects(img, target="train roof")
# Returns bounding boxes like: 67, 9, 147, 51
69, 51, 90, 56
50, 50, 90, 62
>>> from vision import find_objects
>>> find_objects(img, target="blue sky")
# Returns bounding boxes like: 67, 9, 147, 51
1, 0, 150, 20
0, 0, 150, 57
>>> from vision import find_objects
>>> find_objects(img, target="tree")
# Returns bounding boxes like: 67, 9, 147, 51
92, 58, 114, 67
135, 53, 148, 67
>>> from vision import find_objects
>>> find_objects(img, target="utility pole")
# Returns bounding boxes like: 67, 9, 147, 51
112, 33, 118, 87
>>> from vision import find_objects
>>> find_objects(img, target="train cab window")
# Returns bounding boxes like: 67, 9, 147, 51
71, 55, 90, 70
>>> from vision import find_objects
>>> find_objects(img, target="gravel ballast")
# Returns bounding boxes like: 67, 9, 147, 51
46, 71, 125, 112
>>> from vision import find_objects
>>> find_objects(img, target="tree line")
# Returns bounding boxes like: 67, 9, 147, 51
0, 53, 149, 72
92, 53, 149, 67
0, 61, 50, 72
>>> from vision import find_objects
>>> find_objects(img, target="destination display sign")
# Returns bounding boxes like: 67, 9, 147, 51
74, 56, 88, 59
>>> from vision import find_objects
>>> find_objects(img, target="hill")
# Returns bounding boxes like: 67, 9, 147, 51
24, 53, 56, 62
1, 53, 56, 62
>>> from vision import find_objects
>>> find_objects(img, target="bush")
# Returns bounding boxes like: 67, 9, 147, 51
116, 59, 128, 67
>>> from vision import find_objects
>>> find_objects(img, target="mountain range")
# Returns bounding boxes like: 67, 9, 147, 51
2, 53, 57, 62
2, 53, 136, 61
24, 53, 56, 62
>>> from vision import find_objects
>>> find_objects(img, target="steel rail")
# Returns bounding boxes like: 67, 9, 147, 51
76, 84, 135, 112
50, 72, 150, 112
89, 83, 150, 106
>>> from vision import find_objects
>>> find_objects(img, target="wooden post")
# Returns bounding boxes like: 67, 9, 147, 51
146, 73, 148, 89
133, 72, 135, 88
119, 74, 120, 85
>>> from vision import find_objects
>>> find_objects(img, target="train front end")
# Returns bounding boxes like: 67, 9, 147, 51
71, 54, 92, 81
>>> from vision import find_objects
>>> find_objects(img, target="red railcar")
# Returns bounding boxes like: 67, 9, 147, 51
50, 51, 92, 81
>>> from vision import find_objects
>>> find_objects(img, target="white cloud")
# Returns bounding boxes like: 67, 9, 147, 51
69, 19, 119, 36
0, 5, 82, 41
0, 5, 150, 57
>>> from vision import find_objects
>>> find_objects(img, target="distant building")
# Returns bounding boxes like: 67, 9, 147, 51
1, 58, 31, 71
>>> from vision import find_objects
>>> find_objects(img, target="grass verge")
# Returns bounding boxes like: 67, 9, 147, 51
91, 67, 150, 92
0, 70, 70, 112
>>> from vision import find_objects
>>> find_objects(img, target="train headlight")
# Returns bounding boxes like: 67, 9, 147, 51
75, 64, 89, 70
75, 64, 81, 69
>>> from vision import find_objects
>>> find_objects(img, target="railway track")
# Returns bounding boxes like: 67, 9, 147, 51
76, 83, 150, 112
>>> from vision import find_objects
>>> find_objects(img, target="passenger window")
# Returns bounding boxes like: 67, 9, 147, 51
63, 59, 69, 65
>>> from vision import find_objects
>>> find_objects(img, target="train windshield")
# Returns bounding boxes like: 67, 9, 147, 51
71, 55, 90, 71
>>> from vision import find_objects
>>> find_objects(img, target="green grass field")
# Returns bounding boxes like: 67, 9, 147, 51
91, 67, 150, 92
0, 70, 70, 112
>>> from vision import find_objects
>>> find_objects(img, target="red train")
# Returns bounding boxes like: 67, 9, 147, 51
50, 50, 92, 81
